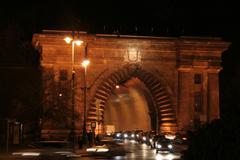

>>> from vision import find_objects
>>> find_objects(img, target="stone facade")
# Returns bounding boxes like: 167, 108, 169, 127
33, 30, 229, 140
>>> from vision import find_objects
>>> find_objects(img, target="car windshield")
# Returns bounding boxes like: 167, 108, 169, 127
158, 138, 171, 143
154, 135, 165, 140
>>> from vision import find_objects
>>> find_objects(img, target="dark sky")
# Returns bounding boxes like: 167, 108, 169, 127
0, 0, 239, 40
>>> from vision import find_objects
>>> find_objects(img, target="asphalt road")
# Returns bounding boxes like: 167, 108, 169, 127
1, 140, 186, 160
80, 140, 185, 160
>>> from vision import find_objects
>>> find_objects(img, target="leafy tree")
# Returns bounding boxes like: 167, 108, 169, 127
41, 68, 73, 130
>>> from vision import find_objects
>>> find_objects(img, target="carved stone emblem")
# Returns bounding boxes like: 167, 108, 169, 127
124, 48, 141, 63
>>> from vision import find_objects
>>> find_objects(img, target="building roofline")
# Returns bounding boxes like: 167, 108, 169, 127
39, 30, 226, 41
42, 30, 88, 34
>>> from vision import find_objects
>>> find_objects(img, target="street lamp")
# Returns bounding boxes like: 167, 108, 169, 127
64, 34, 83, 152
81, 46, 90, 145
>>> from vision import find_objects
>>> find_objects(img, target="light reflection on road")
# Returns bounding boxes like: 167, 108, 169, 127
81, 140, 183, 160
155, 153, 180, 160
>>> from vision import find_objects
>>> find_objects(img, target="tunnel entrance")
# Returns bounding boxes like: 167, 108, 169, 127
87, 64, 177, 133
104, 77, 156, 132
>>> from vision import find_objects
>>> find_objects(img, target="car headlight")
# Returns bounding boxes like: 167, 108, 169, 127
157, 144, 162, 148
131, 134, 135, 138
116, 133, 121, 137
168, 144, 173, 149
182, 137, 187, 140
124, 134, 128, 138
143, 136, 146, 141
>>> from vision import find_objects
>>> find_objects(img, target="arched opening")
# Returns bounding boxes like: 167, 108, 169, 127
87, 64, 177, 133
104, 77, 155, 132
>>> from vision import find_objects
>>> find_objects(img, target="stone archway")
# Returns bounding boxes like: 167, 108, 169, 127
34, 31, 229, 140
87, 64, 177, 133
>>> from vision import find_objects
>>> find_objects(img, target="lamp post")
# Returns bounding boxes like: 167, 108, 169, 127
81, 45, 90, 145
64, 33, 83, 152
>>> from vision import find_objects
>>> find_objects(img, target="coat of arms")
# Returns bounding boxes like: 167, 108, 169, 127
124, 47, 141, 62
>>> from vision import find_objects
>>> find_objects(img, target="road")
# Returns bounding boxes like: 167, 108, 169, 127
81, 140, 185, 160
2, 140, 186, 160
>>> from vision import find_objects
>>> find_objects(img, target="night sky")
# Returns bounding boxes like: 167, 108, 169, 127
0, 0, 239, 40
0, 0, 240, 119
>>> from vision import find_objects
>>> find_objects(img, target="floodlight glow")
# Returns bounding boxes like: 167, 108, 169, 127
64, 37, 72, 44
75, 40, 83, 46
81, 59, 90, 67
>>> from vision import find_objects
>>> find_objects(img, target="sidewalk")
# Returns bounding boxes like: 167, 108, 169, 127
0, 144, 90, 159
0, 144, 31, 153
0, 154, 15, 160
0, 145, 23, 160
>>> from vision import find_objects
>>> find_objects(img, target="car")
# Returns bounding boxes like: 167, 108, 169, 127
141, 133, 148, 144
136, 131, 145, 143
86, 140, 126, 156
122, 131, 132, 139
149, 134, 165, 148
129, 130, 143, 140
155, 138, 174, 153
144, 131, 156, 146
113, 131, 123, 139
174, 132, 188, 145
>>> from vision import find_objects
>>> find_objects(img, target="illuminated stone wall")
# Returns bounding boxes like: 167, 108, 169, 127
33, 30, 229, 139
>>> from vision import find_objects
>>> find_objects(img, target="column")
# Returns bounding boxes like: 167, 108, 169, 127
207, 71, 220, 121
177, 68, 194, 130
